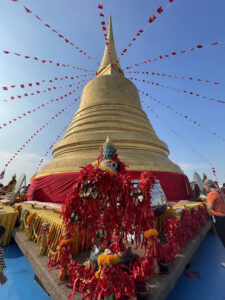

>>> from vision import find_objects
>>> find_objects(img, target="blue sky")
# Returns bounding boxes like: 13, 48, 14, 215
0, 0, 225, 185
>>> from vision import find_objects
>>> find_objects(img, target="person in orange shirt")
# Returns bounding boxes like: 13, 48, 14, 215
204, 179, 225, 268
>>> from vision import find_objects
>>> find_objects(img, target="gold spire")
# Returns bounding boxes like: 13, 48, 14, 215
36, 16, 182, 178
97, 16, 124, 76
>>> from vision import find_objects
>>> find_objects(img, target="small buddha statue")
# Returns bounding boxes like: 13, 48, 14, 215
92, 136, 121, 174
3, 174, 17, 193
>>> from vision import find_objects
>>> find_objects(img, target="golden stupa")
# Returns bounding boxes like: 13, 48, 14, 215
37, 17, 182, 177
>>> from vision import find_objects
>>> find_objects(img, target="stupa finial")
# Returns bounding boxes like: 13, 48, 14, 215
97, 16, 123, 76
103, 135, 115, 147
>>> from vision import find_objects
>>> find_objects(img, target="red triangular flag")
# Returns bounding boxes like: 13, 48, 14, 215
35, 15, 41, 20
24, 6, 32, 13
157, 6, 163, 14
148, 14, 156, 23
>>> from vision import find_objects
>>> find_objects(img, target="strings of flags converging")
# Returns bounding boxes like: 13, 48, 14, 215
0, 0, 223, 181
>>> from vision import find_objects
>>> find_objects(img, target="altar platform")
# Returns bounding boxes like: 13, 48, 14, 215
12, 220, 213, 300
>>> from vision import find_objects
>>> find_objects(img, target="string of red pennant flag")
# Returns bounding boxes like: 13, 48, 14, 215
141, 100, 216, 171
1, 79, 87, 103
97, 3, 116, 68
1, 49, 94, 72
140, 90, 225, 143
1, 73, 95, 92
0, 90, 82, 130
120, 0, 174, 57
125, 40, 224, 70
126, 70, 220, 86
4, 99, 77, 168
98, 3, 107, 41
11, 0, 99, 65
129, 77, 225, 104
36, 118, 74, 171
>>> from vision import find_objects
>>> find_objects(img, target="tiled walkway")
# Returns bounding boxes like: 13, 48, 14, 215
1, 242, 51, 300
167, 230, 225, 300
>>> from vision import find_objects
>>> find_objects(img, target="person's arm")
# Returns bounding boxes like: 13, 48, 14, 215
206, 193, 214, 211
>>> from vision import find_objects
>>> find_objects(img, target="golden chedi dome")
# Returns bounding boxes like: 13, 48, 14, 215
37, 17, 182, 177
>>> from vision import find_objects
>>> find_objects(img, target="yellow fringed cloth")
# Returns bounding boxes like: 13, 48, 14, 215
15, 203, 88, 257
0, 206, 19, 246
165, 201, 204, 221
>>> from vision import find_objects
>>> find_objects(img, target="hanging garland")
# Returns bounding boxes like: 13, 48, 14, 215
1, 49, 94, 72
125, 40, 223, 70
4, 99, 77, 168
1, 73, 95, 92
62, 166, 155, 244
11, 0, 99, 65
126, 70, 220, 86
120, 0, 175, 57
57, 167, 209, 299
129, 77, 225, 104
140, 90, 225, 143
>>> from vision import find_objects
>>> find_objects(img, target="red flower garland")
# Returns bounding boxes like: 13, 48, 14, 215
62, 166, 155, 246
